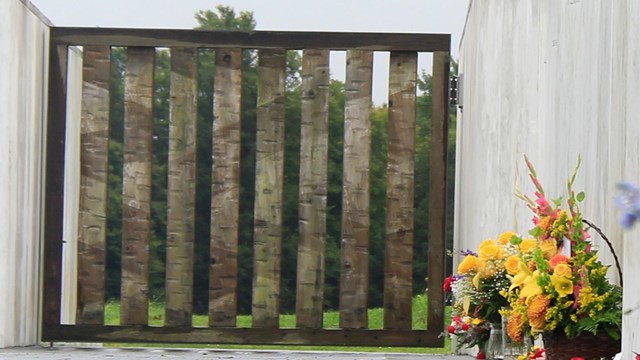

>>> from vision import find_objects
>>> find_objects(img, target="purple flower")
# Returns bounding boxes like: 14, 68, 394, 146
616, 181, 640, 229
460, 249, 478, 256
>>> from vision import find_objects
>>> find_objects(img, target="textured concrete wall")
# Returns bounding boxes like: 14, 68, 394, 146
457, 0, 639, 355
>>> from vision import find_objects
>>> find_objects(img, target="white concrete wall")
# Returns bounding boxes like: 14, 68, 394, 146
457, 0, 640, 355
0, 0, 81, 347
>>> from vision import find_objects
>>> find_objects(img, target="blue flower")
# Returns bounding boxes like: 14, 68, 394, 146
615, 181, 640, 229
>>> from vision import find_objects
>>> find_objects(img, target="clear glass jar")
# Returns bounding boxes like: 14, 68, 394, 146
486, 322, 504, 359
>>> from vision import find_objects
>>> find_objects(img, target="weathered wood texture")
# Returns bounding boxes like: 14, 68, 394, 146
51, 27, 451, 52
252, 49, 287, 328
120, 47, 155, 326
339, 50, 373, 329
209, 48, 243, 327
165, 47, 198, 327
43, 44, 68, 329
77, 45, 111, 325
295, 49, 330, 329
43, 324, 443, 346
427, 51, 449, 332
384, 52, 417, 331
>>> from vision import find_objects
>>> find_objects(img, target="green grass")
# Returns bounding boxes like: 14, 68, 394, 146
103, 295, 451, 354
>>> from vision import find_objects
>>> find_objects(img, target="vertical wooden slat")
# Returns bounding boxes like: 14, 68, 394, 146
120, 47, 155, 326
77, 45, 111, 325
384, 51, 417, 331
296, 49, 330, 329
427, 51, 450, 333
252, 49, 287, 328
42, 44, 68, 331
165, 47, 198, 326
339, 50, 373, 329
209, 48, 243, 327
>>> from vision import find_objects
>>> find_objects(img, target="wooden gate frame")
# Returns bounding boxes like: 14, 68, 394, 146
42, 27, 451, 346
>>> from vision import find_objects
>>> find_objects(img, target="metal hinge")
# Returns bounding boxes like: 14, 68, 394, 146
449, 75, 458, 106
450, 74, 463, 110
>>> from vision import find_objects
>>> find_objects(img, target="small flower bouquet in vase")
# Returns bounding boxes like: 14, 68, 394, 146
446, 232, 524, 358
503, 157, 622, 360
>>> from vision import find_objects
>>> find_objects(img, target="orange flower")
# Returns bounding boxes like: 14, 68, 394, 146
507, 312, 525, 343
499, 231, 517, 245
527, 295, 550, 332
538, 216, 553, 231
549, 253, 569, 269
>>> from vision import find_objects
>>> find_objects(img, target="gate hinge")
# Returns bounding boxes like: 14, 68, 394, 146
449, 75, 458, 106
449, 74, 463, 110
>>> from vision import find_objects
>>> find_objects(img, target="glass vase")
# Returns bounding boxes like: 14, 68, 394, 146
485, 322, 504, 359
501, 311, 531, 359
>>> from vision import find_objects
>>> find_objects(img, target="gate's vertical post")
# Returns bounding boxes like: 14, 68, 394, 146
427, 50, 450, 338
42, 43, 69, 337
209, 48, 243, 327
339, 50, 373, 330
77, 45, 111, 325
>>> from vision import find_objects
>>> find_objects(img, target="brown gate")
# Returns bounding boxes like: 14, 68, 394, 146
42, 27, 451, 346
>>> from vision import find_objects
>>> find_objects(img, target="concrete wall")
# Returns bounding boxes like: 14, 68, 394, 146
0, 0, 81, 347
457, 0, 639, 355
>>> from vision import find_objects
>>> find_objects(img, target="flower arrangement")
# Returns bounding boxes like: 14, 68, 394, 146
445, 232, 518, 355
503, 157, 622, 346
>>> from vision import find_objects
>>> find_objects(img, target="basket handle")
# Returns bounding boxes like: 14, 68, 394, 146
582, 219, 623, 287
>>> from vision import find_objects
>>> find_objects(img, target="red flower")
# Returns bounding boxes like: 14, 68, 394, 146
569, 358, 585, 360
447, 325, 456, 334
634, 352, 640, 360
461, 323, 469, 331
476, 351, 486, 359
443, 275, 454, 293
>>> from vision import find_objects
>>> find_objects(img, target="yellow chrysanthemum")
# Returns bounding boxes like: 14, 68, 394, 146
457, 254, 478, 274
505, 255, 522, 275
519, 238, 538, 253
527, 295, 550, 332
551, 274, 573, 298
499, 231, 517, 245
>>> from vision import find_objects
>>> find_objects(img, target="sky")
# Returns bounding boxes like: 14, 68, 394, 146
31, 0, 469, 104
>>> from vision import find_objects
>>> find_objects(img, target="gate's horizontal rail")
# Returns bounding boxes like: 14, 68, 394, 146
50, 27, 450, 51
43, 325, 444, 347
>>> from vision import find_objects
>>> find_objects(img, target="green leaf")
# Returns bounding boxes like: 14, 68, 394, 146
576, 192, 585, 202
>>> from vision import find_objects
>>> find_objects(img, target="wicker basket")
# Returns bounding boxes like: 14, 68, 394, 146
542, 329, 620, 360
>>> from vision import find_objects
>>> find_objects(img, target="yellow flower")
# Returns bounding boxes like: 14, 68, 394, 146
472, 317, 482, 326
519, 271, 543, 301
553, 263, 572, 278
540, 239, 558, 259
499, 231, 517, 245
519, 238, 538, 253
505, 255, 522, 275
457, 255, 478, 274
478, 239, 504, 260
551, 274, 573, 298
